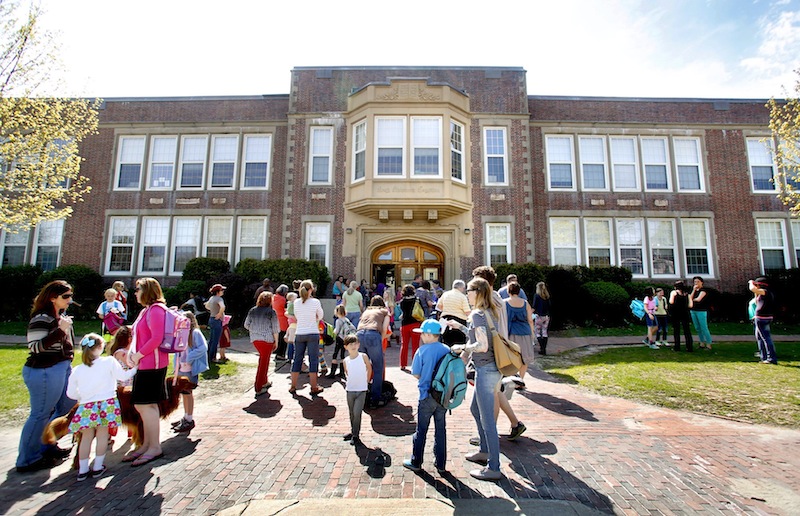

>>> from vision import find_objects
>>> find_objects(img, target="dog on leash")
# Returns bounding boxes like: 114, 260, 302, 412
43, 376, 192, 467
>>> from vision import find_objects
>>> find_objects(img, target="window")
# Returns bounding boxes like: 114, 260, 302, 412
210, 135, 238, 188
376, 118, 404, 176
204, 217, 232, 261
305, 222, 330, 268
483, 127, 508, 185
641, 137, 670, 190
674, 138, 703, 191
648, 219, 677, 276
171, 218, 200, 274
617, 219, 645, 275
681, 219, 712, 275
178, 136, 207, 188
610, 137, 639, 190
412, 118, 441, 177
550, 218, 579, 265
106, 217, 137, 274
309, 127, 333, 184
238, 217, 267, 261
486, 223, 511, 267
0, 228, 29, 267
450, 121, 464, 181
353, 121, 366, 181
33, 219, 64, 271
756, 220, 788, 274
747, 138, 777, 192
585, 219, 613, 267
792, 220, 800, 264
579, 136, 608, 190
546, 136, 575, 189
140, 217, 169, 274
148, 136, 177, 190
241, 135, 271, 189
116, 136, 145, 189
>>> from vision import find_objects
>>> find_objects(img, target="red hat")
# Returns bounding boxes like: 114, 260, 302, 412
209, 284, 226, 293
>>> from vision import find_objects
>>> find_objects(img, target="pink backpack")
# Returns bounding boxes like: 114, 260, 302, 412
147, 303, 191, 353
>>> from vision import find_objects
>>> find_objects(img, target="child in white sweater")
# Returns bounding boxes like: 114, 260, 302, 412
66, 333, 137, 481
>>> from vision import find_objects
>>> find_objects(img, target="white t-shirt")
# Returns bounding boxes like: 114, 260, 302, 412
344, 353, 369, 392
293, 297, 323, 335
66, 356, 137, 404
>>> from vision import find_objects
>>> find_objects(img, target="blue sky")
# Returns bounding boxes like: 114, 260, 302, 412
32, 0, 800, 99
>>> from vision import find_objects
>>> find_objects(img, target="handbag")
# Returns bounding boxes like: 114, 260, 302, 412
485, 312, 524, 376
412, 298, 425, 322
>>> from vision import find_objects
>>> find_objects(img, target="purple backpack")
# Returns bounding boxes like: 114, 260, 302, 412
147, 303, 191, 353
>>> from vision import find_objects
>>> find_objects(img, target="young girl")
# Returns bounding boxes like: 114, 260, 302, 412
643, 287, 658, 349
654, 288, 669, 347
108, 326, 134, 443
96, 288, 126, 337
66, 333, 137, 480
171, 311, 209, 432
328, 305, 355, 378
285, 292, 300, 370
342, 335, 372, 446
112, 281, 128, 318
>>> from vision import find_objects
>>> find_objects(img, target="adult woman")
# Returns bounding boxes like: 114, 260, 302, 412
451, 277, 503, 481
505, 282, 535, 383
244, 292, 280, 397
290, 280, 324, 395
531, 282, 552, 355
669, 280, 694, 352
125, 277, 169, 467
332, 276, 345, 302
205, 284, 227, 363
16, 280, 76, 473
357, 296, 391, 408
342, 281, 364, 328
690, 276, 713, 350
382, 286, 397, 347
272, 285, 290, 361
399, 284, 422, 370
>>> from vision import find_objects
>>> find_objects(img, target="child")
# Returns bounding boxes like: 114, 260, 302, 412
285, 291, 298, 365
317, 320, 329, 376
341, 334, 372, 446
172, 311, 209, 432
403, 319, 450, 473
643, 287, 658, 349
66, 333, 137, 481
107, 326, 134, 443
96, 288, 126, 337
654, 288, 669, 347
329, 305, 355, 378
112, 281, 128, 318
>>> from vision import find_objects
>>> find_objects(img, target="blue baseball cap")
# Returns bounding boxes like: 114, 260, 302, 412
413, 319, 444, 334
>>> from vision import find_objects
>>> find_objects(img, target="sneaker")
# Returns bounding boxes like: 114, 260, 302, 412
343, 433, 353, 441
171, 419, 185, 429
174, 419, 195, 433
77, 470, 90, 482
649, 343, 659, 349
754, 352, 762, 358
465, 451, 488, 465
402, 459, 422, 472
90, 465, 107, 479
508, 422, 527, 441
642, 338, 650, 345
469, 436, 480, 446
470, 467, 503, 481
255, 386, 270, 398
435, 466, 447, 475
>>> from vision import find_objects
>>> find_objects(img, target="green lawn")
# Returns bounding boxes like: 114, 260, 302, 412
551, 321, 800, 338
540, 341, 800, 427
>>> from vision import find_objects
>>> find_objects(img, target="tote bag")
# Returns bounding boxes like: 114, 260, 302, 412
412, 298, 425, 322
485, 312, 524, 376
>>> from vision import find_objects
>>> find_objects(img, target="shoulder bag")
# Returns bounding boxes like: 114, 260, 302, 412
412, 297, 425, 322
485, 312, 524, 376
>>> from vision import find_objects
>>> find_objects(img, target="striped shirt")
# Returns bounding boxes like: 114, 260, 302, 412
244, 306, 280, 343
26, 311, 74, 369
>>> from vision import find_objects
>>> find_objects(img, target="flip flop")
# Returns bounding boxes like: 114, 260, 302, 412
131, 452, 164, 467
121, 451, 144, 463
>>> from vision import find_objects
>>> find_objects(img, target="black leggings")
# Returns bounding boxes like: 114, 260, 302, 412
331, 337, 346, 362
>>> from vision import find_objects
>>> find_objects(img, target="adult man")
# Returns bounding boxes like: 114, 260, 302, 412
497, 274, 527, 300
254, 278, 273, 299
436, 279, 471, 346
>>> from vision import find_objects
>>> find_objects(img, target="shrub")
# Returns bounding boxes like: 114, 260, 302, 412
582, 281, 630, 326
233, 258, 330, 298
38, 264, 104, 320
163, 280, 207, 308
182, 258, 231, 283
206, 272, 249, 327
0, 264, 43, 321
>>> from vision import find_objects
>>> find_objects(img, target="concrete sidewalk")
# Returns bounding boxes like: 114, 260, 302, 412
0, 334, 797, 515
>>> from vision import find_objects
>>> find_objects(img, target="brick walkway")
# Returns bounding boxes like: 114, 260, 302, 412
0, 337, 797, 515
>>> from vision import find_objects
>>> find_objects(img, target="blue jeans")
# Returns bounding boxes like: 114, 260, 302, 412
411, 395, 447, 469
346, 312, 361, 329
292, 333, 320, 373
690, 310, 712, 344
357, 329, 384, 404
755, 318, 777, 363
208, 317, 222, 361
17, 360, 75, 468
470, 362, 502, 471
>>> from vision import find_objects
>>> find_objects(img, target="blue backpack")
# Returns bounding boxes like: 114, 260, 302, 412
429, 351, 467, 410
630, 299, 646, 320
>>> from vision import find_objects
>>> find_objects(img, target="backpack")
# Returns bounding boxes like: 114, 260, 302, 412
148, 303, 191, 353
320, 320, 335, 346
429, 351, 468, 410
630, 299, 645, 320
341, 317, 357, 337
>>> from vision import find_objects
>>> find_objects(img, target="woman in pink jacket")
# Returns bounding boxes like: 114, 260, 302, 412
123, 277, 169, 467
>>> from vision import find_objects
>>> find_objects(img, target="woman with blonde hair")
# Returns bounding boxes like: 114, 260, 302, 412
342, 281, 364, 328
290, 280, 325, 395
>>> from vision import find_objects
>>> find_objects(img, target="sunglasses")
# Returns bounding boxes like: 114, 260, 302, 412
61, 293, 73, 299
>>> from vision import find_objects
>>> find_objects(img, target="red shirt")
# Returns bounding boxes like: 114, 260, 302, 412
273, 294, 289, 331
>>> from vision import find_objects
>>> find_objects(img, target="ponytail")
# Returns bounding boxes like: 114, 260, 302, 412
347, 280, 357, 295
299, 279, 314, 303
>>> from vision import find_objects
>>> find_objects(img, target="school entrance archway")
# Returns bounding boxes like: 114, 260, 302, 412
371, 240, 444, 292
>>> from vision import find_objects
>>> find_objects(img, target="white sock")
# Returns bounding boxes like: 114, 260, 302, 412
78, 458, 90, 474
184, 414, 193, 422
93, 454, 105, 470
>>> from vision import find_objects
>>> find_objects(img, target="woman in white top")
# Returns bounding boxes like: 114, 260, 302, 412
290, 279, 325, 395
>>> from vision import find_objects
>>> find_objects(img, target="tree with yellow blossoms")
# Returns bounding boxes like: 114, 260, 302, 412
768, 70, 800, 215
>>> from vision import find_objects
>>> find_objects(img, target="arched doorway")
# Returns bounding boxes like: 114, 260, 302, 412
371, 240, 444, 293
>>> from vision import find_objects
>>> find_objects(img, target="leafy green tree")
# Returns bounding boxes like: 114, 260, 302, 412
768, 69, 800, 214
0, 0, 100, 231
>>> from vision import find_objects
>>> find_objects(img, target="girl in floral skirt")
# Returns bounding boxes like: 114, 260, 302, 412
66, 333, 137, 481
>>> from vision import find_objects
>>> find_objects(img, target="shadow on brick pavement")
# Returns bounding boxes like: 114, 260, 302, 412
0, 335, 798, 515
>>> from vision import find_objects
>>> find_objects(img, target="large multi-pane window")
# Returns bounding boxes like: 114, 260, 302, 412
140, 217, 169, 274
179, 136, 207, 188
204, 217, 232, 261
450, 121, 464, 181
309, 127, 333, 184
617, 219, 645, 275
305, 222, 330, 268
584, 219, 612, 267
674, 138, 703, 191
681, 219, 712, 275
171, 218, 200, 274
210, 135, 238, 188
756, 220, 788, 274
550, 218, 580, 265
546, 136, 575, 189
412, 118, 441, 177
376, 118, 405, 176
746, 137, 777, 192
241, 135, 271, 189
610, 137, 639, 190
486, 223, 511, 267
483, 127, 508, 185
238, 217, 267, 261
116, 136, 145, 189
648, 219, 677, 276
641, 137, 670, 190
579, 136, 608, 190
353, 121, 366, 181
792, 220, 800, 265
0, 228, 29, 267
148, 136, 177, 189
33, 219, 64, 271
106, 217, 137, 274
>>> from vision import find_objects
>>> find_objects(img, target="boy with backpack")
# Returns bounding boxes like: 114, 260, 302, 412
403, 319, 458, 474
